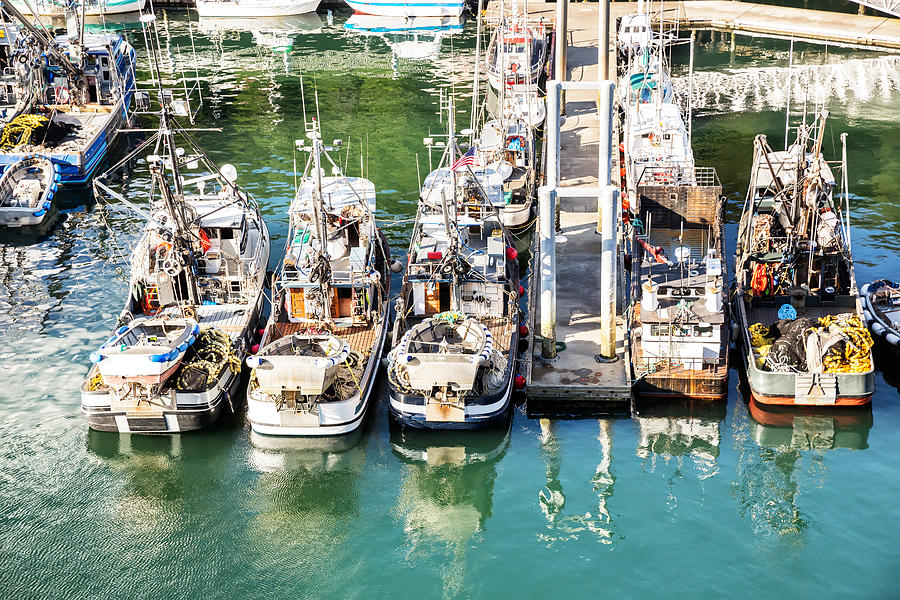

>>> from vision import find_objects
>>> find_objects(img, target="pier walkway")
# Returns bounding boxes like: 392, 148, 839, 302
525, 3, 631, 415
508, 1, 900, 53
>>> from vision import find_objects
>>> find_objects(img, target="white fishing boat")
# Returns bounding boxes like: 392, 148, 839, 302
619, 0, 730, 401
471, 115, 536, 228
246, 117, 391, 437
81, 16, 270, 432
485, 11, 547, 92
11, 0, 146, 16
386, 99, 520, 430
195, 0, 320, 17
344, 0, 466, 19
0, 7, 135, 186
0, 155, 59, 234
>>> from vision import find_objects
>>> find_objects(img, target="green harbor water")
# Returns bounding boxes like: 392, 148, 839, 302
1, 12, 900, 599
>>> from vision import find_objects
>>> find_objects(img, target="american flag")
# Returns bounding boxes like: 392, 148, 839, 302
451, 147, 479, 171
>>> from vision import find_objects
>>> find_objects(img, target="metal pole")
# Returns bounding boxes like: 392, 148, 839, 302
539, 185, 557, 361
555, 0, 568, 113
599, 0, 610, 80
547, 81, 561, 188
470, 0, 485, 139
784, 38, 794, 151
596, 80, 614, 234
688, 31, 695, 144
600, 184, 618, 359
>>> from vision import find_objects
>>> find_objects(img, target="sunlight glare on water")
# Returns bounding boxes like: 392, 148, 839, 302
0, 14, 898, 599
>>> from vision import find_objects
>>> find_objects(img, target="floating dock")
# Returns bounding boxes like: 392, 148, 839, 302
504, 1, 900, 53
522, 3, 631, 416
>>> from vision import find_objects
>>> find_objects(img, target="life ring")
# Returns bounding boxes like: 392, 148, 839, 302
183, 305, 197, 321
55, 86, 70, 104
511, 62, 519, 73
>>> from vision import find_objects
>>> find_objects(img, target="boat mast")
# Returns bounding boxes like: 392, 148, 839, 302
471, 0, 485, 142
310, 119, 333, 323
446, 96, 461, 312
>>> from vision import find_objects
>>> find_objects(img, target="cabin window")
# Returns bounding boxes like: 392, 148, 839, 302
650, 325, 670, 337
696, 325, 713, 337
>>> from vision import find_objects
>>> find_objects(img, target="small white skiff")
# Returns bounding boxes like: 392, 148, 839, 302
92, 315, 200, 387
0, 155, 58, 232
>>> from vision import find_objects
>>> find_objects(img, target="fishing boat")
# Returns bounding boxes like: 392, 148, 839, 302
80, 32, 270, 431
860, 279, 900, 358
733, 111, 874, 407
0, 6, 135, 186
386, 101, 520, 430
0, 155, 59, 234
621, 4, 729, 401
471, 115, 536, 229
485, 11, 547, 92
245, 120, 391, 437
11, 0, 146, 16
196, 0, 320, 17
344, 0, 466, 19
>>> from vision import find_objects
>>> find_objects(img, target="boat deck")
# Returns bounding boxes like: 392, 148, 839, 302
271, 321, 380, 356
746, 304, 856, 327
198, 304, 253, 340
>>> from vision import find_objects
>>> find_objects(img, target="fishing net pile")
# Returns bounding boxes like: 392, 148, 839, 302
174, 328, 241, 391
0, 114, 78, 151
749, 313, 872, 374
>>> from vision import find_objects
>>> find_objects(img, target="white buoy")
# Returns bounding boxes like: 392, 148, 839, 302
886, 333, 900, 346
872, 322, 885, 335
642, 281, 659, 311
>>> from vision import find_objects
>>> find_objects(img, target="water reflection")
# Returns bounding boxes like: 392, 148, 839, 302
245, 431, 366, 573
537, 420, 617, 545
344, 15, 464, 76
198, 14, 325, 54
748, 400, 872, 451
391, 423, 509, 543
729, 362, 876, 542
86, 428, 234, 536
634, 399, 725, 479
390, 422, 509, 595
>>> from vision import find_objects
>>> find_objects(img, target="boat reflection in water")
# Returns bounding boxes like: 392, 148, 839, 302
198, 14, 325, 54
536, 420, 617, 545
246, 430, 367, 567
634, 399, 726, 481
344, 15, 463, 72
86, 428, 235, 536
390, 420, 509, 594
748, 400, 872, 451
733, 399, 872, 541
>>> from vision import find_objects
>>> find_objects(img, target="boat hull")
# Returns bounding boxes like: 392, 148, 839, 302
0, 202, 58, 235
388, 326, 518, 430
345, 0, 465, 18
81, 365, 240, 434
388, 377, 514, 430
196, 0, 321, 17
735, 299, 875, 407
247, 314, 390, 437
13, 0, 146, 16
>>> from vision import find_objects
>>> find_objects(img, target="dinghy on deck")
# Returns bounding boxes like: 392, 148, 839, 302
93, 315, 199, 388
